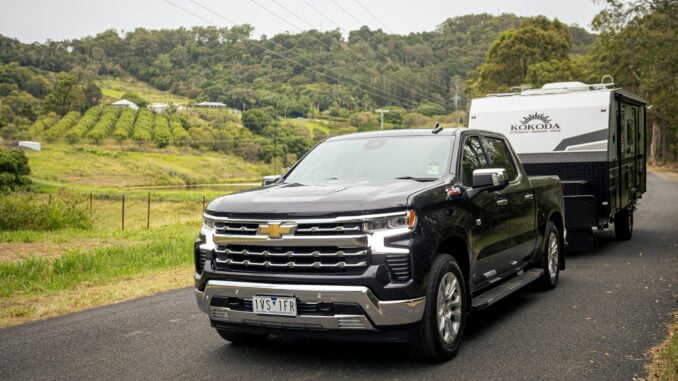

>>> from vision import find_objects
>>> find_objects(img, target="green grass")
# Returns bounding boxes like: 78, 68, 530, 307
97, 76, 190, 105
0, 223, 196, 298
25, 143, 269, 188
652, 315, 678, 381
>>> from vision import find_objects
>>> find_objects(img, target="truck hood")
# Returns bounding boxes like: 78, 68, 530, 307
206, 179, 437, 218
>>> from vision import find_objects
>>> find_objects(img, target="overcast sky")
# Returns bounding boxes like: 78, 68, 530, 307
1, 0, 604, 43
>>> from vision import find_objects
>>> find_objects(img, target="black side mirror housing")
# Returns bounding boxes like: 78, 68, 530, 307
467, 168, 509, 198
262, 175, 282, 187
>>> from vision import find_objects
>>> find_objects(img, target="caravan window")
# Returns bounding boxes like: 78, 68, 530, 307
481, 137, 518, 181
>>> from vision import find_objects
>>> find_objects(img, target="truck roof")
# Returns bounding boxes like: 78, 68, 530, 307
328, 127, 462, 141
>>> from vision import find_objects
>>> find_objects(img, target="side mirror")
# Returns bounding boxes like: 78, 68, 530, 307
262, 175, 282, 187
467, 168, 509, 198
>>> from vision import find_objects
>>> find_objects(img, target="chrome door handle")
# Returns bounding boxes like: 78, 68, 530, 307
496, 198, 508, 206
524, 193, 534, 200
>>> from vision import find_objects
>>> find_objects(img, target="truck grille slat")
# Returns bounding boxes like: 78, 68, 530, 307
214, 244, 368, 274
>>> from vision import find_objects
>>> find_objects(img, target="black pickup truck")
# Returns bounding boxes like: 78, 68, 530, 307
195, 128, 565, 361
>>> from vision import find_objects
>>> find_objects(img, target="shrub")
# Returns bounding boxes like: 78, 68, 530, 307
64, 107, 102, 144
87, 107, 121, 143
44, 111, 81, 142
0, 149, 30, 192
0, 193, 91, 231
133, 109, 153, 144
170, 116, 189, 145
153, 114, 172, 148
112, 108, 137, 142
26, 112, 59, 139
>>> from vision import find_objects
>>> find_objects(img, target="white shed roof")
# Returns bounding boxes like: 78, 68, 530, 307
111, 99, 138, 107
195, 101, 226, 107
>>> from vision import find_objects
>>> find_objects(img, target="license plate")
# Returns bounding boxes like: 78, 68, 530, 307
252, 295, 297, 317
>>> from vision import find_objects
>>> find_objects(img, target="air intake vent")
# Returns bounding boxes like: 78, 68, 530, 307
195, 249, 207, 273
386, 254, 411, 281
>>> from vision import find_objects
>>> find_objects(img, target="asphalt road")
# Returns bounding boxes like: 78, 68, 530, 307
1, 173, 676, 381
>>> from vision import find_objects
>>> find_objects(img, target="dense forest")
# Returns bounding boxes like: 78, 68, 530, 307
0, 0, 675, 164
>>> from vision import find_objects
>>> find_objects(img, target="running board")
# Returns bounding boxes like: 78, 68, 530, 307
471, 269, 544, 310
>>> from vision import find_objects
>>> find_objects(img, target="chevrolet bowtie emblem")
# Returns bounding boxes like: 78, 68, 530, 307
258, 223, 295, 239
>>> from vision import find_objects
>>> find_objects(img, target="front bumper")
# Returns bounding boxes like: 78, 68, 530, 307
196, 280, 426, 331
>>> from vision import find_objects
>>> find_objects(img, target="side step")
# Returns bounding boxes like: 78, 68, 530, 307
471, 268, 544, 310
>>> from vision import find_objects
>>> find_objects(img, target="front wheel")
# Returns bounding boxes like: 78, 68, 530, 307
408, 254, 468, 362
539, 221, 561, 290
614, 207, 633, 241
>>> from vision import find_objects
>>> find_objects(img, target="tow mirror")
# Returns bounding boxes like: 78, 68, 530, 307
467, 168, 509, 198
262, 175, 282, 187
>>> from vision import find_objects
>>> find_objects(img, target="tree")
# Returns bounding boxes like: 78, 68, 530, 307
242, 109, 272, 135
348, 111, 378, 131
0, 149, 30, 192
121, 92, 148, 108
525, 59, 586, 88
470, 16, 573, 95
83, 81, 102, 108
588, 0, 678, 162
44, 73, 86, 116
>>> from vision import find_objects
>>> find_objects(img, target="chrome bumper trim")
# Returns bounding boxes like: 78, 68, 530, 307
195, 280, 425, 330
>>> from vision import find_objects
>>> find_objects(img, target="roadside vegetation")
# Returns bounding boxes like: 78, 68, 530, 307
645, 314, 678, 381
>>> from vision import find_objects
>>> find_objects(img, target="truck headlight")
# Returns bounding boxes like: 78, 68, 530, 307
363, 210, 417, 232
202, 216, 216, 231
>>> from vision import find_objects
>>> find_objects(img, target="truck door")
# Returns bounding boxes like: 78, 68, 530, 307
619, 103, 638, 206
459, 136, 512, 287
481, 136, 537, 266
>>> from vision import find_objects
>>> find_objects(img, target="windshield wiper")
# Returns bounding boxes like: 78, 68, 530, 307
394, 176, 437, 182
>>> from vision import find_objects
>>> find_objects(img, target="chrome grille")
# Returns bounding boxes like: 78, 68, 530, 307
294, 223, 363, 236
214, 245, 368, 273
215, 222, 258, 236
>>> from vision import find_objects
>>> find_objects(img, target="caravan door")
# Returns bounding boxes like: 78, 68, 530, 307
619, 102, 639, 207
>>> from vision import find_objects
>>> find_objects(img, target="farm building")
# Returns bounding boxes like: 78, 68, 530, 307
110, 99, 139, 110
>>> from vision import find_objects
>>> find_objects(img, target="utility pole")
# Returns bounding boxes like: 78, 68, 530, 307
375, 109, 390, 130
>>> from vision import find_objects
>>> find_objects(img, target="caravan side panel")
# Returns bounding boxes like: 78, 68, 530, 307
468, 91, 612, 154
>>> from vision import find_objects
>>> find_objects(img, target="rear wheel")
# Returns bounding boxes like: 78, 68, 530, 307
539, 221, 561, 290
216, 329, 268, 345
614, 207, 633, 241
408, 254, 468, 362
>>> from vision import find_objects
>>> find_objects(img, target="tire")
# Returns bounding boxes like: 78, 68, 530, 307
408, 254, 468, 362
614, 207, 633, 241
539, 221, 561, 290
216, 329, 268, 345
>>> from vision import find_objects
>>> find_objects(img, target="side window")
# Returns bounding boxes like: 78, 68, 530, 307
481, 137, 518, 181
461, 136, 488, 186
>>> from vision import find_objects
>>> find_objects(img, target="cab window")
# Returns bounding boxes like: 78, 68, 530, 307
481, 137, 518, 181
461, 136, 488, 186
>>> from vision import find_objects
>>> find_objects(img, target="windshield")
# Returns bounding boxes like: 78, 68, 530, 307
285, 135, 454, 184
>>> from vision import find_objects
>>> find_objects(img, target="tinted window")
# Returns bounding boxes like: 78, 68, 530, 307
482, 137, 518, 180
285, 135, 454, 184
461, 136, 488, 186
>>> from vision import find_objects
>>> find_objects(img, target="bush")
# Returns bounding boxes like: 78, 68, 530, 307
87, 107, 121, 143
26, 112, 59, 139
0, 149, 30, 192
170, 116, 189, 145
112, 108, 137, 142
153, 114, 172, 147
0, 193, 91, 231
64, 107, 102, 144
44, 111, 81, 142
133, 109, 153, 144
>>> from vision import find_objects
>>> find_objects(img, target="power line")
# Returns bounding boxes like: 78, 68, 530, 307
330, 0, 365, 27
351, 0, 450, 96
169, 0, 417, 108
270, 0, 315, 30
248, 0, 444, 108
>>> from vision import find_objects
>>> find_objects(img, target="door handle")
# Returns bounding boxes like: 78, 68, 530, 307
496, 198, 508, 206
524, 193, 534, 200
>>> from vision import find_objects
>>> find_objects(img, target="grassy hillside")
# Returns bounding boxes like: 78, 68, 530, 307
97, 77, 190, 105
26, 143, 269, 188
